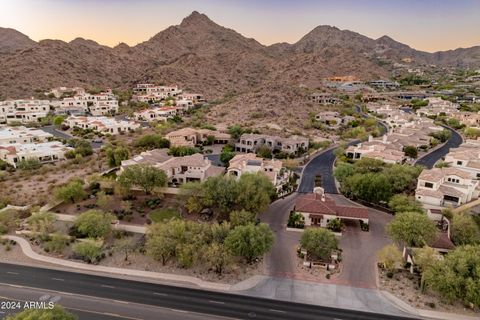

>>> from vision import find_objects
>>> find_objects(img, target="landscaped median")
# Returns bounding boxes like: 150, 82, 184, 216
0, 235, 262, 292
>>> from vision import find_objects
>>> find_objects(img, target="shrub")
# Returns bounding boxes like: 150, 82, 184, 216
72, 239, 103, 263
74, 210, 114, 238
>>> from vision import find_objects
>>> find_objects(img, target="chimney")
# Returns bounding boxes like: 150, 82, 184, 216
383, 134, 387, 143
368, 135, 373, 142
321, 194, 325, 202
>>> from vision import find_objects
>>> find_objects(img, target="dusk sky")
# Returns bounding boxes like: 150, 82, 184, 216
1, 0, 479, 52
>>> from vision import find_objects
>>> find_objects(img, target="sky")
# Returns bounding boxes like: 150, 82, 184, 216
1, 0, 479, 52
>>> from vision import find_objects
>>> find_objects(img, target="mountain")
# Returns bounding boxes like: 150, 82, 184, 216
0, 11, 479, 103
0, 27, 37, 54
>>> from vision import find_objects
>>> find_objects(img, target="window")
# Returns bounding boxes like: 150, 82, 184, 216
424, 182, 434, 188
457, 161, 463, 165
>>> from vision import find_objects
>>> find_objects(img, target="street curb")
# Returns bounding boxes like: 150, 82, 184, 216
380, 290, 420, 316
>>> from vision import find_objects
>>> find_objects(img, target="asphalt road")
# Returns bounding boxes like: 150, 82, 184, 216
298, 140, 359, 194
0, 263, 413, 320
415, 126, 463, 169
298, 106, 388, 194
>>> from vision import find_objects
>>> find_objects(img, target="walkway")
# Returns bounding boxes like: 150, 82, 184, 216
415, 126, 463, 168
55, 213, 147, 234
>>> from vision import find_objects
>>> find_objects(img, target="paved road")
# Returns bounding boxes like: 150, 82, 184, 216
0, 284, 215, 320
298, 141, 358, 194
40, 125, 72, 140
415, 126, 463, 168
0, 263, 412, 320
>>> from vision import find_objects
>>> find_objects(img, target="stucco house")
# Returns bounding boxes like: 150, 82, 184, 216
415, 167, 480, 207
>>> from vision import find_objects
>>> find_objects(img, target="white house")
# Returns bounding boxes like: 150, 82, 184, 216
415, 167, 480, 207
65, 116, 140, 135
0, 141, 72, 168
0, 99, 50, 124
227, 153, 286, 189
120, 150, 224, 185
0, 126, 53, 145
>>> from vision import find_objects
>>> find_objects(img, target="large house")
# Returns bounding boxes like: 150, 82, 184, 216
235, 134, 309, 155
120, 149, 224, 184
227, 153, 286, 190
132, 84, 182, 102
308, 93, 341, 105
51, 90, 119, 116
0, 126, 52, 145
133, 107, 180, 122
294, 192, 369, 228
0, 99, 50, 124
315, 111, 355, 129
166, 127, 230, 147
415, 167, 480, 207
0, 141, 72, 168
65, 116, 140, 134
346, 135, 406, 164
444, 140, 480, 180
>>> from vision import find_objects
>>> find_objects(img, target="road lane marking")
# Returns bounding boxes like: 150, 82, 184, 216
51, 278, 65, 281
170, 309, 188, 313
114, 300, 129, 304
100, 284, 115, 288
209, 300, 225, 304
153, 292, 168, 296
6, 272, 19, 275
269, 309, 286, 313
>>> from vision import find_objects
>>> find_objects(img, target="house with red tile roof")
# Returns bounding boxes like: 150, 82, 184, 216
294, 193, 369, 228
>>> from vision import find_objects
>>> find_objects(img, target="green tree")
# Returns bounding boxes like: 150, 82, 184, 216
118, 165, 167, 194
54, 180, 87, 203
377, 244, 402, 272
451, 212, 480, 245
68, 138, 93, 157
236, 173, 275, 214
229, 210, 256, 228
220, 150, 235, 166
424, 245, 480, 307
16, 158, 41, 170
43, 233, 70, 254
134, 134, 170, 150
114, 236, 138, 261
6, 305, 77, 320
74, 210, 114, 238
146, 222, 178, 265
300, 228, 337, 261
387, 212, 437, 247
203, 242, 232, 275
227, 125, 245, 139
72, 238, 103, 263
53, 115, 65, 126
403, 145, 418, 158
168, 146, 200, 157
225, 223, 274, 263
105, 145, 129, 167
256, 145, 272, 159
388, 194, 424, 213
27, 211, 56, 234
414, 246, 442, 292
344, 173, 392, 204
96, 191, 113, 211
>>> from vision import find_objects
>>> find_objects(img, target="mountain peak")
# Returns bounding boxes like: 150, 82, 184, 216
0, 27, 37, 54
180, 11, 215, 27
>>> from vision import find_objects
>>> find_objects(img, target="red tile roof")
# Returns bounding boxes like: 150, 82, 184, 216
295, 193, 369, 220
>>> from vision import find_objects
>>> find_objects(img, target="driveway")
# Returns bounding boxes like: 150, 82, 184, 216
261, 193, 393, 289
330, 195, 393, 289
415, 126, 463, 168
